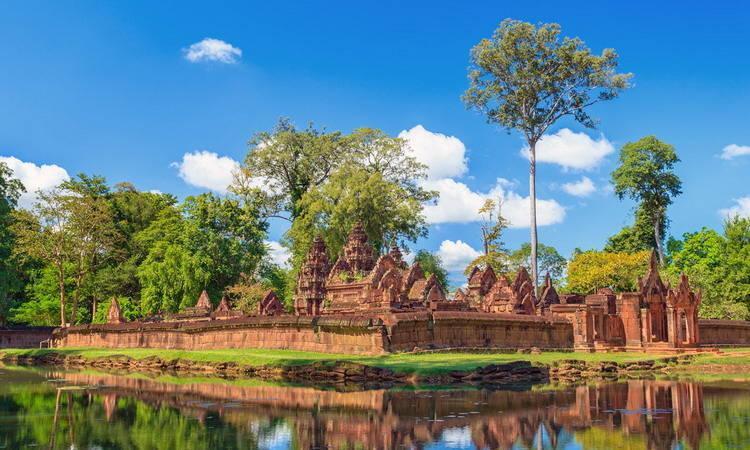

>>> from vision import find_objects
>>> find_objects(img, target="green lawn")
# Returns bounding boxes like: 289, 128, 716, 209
0, 347, 684, 376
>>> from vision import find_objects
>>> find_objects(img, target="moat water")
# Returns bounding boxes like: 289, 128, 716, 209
1, 365, 749, 449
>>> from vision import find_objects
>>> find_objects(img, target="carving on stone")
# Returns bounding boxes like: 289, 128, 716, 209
195, 290, 212, 310
295, 236, 330, 315
107, 297, 125, 324
342, 221, 375, 274
259, 290, 284, 316
537, 273, 560, 313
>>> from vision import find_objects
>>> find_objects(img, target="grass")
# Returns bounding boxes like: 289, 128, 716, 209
0, 347, 691, 376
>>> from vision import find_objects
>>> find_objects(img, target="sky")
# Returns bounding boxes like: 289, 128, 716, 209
1, 0, 749, 284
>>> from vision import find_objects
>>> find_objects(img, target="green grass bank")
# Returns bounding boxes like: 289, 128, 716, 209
4, 347, 750, 376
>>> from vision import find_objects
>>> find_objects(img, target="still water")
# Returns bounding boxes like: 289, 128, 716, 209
1, 365, 749, 450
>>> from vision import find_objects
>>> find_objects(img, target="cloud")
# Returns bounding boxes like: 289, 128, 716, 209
183, 38, 242, 64
436, 240, 481, 272
0, 155, 70, 208
422, 177, 565, 227
265, 240, 291, 267
719, 197, 750, 219
720, 144, 750, 160
561, 176, 596, 197
172, 151, 239, 194
521, 128, 615, 171
398, 125, 468, 180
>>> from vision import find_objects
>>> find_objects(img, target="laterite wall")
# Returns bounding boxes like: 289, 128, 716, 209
56, 316, 390, 355
699, 319, 750, 346
0, 327, 54, 348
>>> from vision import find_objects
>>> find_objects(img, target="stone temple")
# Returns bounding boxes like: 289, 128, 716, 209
19, 221, 749, 354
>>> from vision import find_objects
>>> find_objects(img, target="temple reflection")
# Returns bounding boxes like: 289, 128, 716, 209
45, 370, 716, 450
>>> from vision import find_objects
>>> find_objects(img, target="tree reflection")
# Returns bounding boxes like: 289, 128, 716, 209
0, 367, 748, 450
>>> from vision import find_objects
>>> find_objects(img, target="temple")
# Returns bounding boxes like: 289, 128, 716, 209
36, 222, 749, 355
294, 222, 457, 315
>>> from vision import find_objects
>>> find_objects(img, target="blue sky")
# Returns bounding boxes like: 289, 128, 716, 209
2, 1, 749, 283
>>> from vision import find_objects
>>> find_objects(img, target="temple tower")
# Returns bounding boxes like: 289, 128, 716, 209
294, 236, 330, 315
343, 221, 375, 273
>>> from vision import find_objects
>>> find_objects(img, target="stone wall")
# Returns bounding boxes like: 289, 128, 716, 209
56, 316, 390, 355
385, 311, 574, 352
698, 319, 750, 345
53, 312, 575, 354
0, 327, 54, 348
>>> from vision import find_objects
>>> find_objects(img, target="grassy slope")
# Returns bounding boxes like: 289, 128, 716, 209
1, 347, 728, 376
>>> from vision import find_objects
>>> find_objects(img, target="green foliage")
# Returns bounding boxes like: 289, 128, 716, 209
605, 206, 660, 253
10, 265, 74, 326
463, 19, 631, 138
509, 243, 566, 282
611, 136, 682, 262
666, 219, 750, 320
566, 250, 650, 294
0, 161, 24, 325
413, 250, 449, 288
463, 19, 630, 288
464, 252, 509, 278
288, 165, 430, 268
136, 194, 268, 316
232, 118, 348, 220
93, 296, 140, 323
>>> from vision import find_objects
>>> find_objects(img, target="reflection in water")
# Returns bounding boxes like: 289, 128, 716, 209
0, 366, 748, 449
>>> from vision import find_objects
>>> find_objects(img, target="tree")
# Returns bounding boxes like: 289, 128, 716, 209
59, 175, 122, 323
0, 161, 24, 325
465, 198, 511, 275
566, 250, 650, 294
463, 19, 631, 291
509, 242, 567, 283
11, 188, 76, 326
287, 164, 430, 267
136, 193, 268, 316
285, 129, 435, 268
667, 219, 750, 320
611, 136, 682, 264
604, 206, 659, 253
413, 250, 449, 288
231, 118, 348, 221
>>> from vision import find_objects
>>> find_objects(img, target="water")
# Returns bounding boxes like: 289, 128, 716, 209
1, 366, 749, 449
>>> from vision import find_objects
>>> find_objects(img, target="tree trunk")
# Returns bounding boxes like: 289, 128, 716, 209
58, 265, 66, 327
654, 209, 664, 265
529, 141, 539, 293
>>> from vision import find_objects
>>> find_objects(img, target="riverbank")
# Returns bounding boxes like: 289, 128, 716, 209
3, 347, 750, 385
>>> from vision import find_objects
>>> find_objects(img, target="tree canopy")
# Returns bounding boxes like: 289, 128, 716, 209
611, 136, 682, 264
463, 19, 631, 290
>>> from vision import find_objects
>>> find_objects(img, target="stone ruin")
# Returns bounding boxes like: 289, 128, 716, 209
294, 222, 460, 315
95, 219, 705, 353
547, 251, 701, 350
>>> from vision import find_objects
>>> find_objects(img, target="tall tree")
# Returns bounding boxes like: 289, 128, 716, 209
464, 198, 510, 276
604, 206, 659, 253
11, 188, 76, 326
231, 118, 348, 221
0, 162, 24, 325
286, 129, 435, 267
566, 250, 650, 294
611, 136, 682, 264
463, 19, 630, 290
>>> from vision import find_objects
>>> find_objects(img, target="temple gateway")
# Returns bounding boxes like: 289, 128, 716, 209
36, 222, 748, 354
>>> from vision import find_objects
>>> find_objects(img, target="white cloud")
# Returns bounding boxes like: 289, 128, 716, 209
561, 176, 596, 197
720, 144, 750, 160
183, 38, 242, 64
422, 177, 565, 228
0, 155, 70, 208
521, 128, 615, 171
719, 197, 750, 219
265, 240, 291, 267
398, 125, 468, 180
172, 150, 239, 194
436, 240, 481, 272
